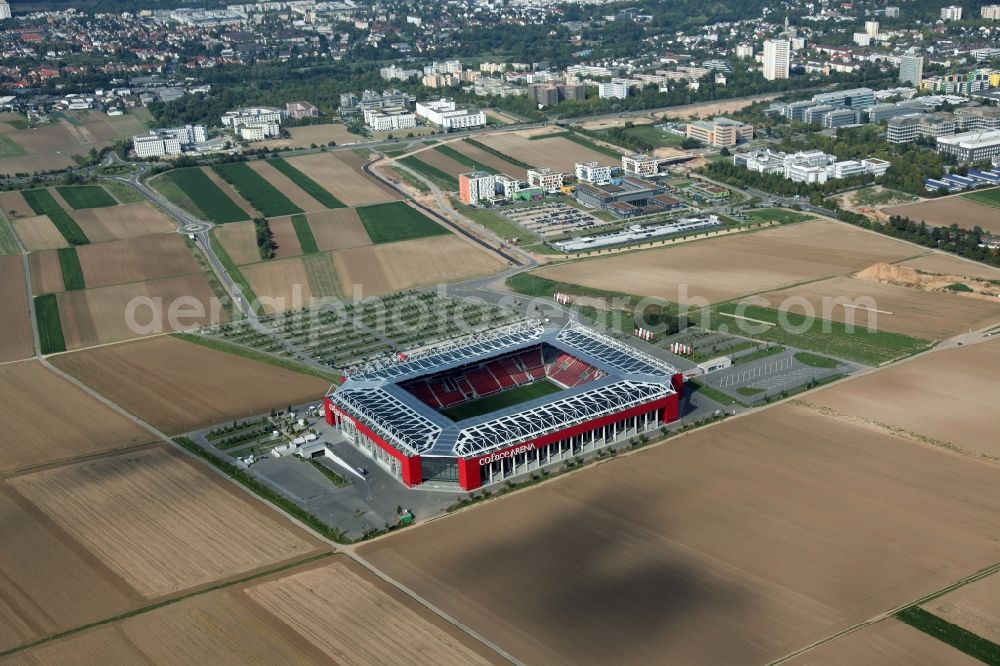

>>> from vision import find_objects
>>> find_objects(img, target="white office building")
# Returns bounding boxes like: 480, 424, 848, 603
133, 134, 182, 158
575, 162, 613, 185
363, 107, 417, 132
221, 107, 286, 128
526, 168, 566, 192
763, 39, 790, 81
598, 80, 630, 100
415, 99, 486, 130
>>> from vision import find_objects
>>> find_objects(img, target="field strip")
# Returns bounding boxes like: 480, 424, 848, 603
842, 304, 894, 315
347, 551, 525, 666
717, 312, 774, 327
768, 559, 1000, 665
0, 552, 335, 659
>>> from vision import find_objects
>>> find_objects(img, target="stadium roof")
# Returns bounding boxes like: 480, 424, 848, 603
329, 321, 680, 459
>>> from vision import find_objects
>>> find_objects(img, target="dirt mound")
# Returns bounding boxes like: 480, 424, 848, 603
856, 261, 1000, 301
855, 262, 920, 285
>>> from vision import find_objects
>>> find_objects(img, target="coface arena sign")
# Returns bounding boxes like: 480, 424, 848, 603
479, 443, 536, 466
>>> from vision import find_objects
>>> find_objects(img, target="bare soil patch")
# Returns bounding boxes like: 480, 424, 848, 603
57, 274, 221, 350
0, 191, 30, 218
11, 215, 68, 251
359, 402, 1000, 665
28, 249, 64, 295
246, 559, 501, 665
241, 257, 313, 313
307, 208, 371, 251
412, 148, 468, 178
478, 132, 612, 172
899, 252, 1000, 281
450, 140, 531, 177
247, 160, 326, 212
334, 235, 506, 296
287, 152, 398, 206
922, 572, 1000, 645
787, 619, 979, 665
10, 446, 323, 599
0, 255, 33, 362
257, 123, 359, 150
76, 234, 200, 288
71, 203, 175, 242
535, 220, 917, 304
49, 335, 331, 433
0, 483, 140, 654
215, 220, 260, 265
802, 337, 1000, 459
888, 197, 1000, 234
0, 360, 151, 473
267, 216, 304, 259
759, 275, 1000, 339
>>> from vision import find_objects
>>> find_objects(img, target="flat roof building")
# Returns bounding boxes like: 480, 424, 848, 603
937, 130, 1000, 162
685, 117, 753, 147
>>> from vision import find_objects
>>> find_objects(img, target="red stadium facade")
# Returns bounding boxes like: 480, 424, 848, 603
325, 322, 684, 492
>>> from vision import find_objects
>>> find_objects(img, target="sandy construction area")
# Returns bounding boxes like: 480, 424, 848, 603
247, 160, 325, 212
923, 572, 1000, 645
57, 273, 221, 350
899, 252, 1000, 281
0, 191, 30, 218
71, 203, 175, 242
287, 151, 399, 206
241, 257, 313, 313
76, 234, 201, 288
578, 94, 781, 130
0, 361, 151, 473
0, 483, 141, 654
11, 446, 323, 599
787, 619, 978, 665
11, 214, 68, 251
50, 335, 331, 433
256, 123, 359, 150
267, 216, 304, 259
888, 196, 1000, 234
449, 140, 525, 177
0, 255, 33, 362
334, 235, 506, 296
359, 402, 1000, 665
307, 208, 372, 251
759, 276, 1000, 339
215, 220, 260, 264
535, 220, 918, 304
28, 249, 64, 295
477, 132, 613, 172
246, 559, 500, 665
802, 338, 1000, 459
201, 166, 259, 219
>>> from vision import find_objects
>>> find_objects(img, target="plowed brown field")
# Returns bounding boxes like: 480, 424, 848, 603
28, 249, 64, 295
307, 208, 371, 251
71, 203, 175, 242
241, 257, 313, 313
76, 234, 201, 288
286, 152, 398, 206
0, 255, 33, 362
11, 215, 67, 251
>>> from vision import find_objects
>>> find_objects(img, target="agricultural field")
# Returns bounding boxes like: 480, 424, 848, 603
285, 151, 399, 206
358, 401, 1000, 665
28, 249, 64, 295
922, 572, 1000, 645
334, 235, 506, 296
412, 148, 470, 179
801, 337, 1000, 459
267, 216, 305, 259
0, 215, 19, 255
49, 335, 332, 433
961, 186, 1000, 208
70, 203, 175, 242
399, 154, 459, 190
268, 158, 345, 209
533, 220, 918, 305
156, 168, 249, 224
447, 140, 525, 176
786, 619, 978, 665
356, 201, 448, 244
899, 252, 1000, 280
20, 188, 89, 245
9, 215, 67, 251
0, 190, 30, 218
757, 275, 1000, 340
255, 122, 359, 150
0, 361, 151, 473
55, 273, 221, 350
214, 162, 303, 217
477, 130, 615, 173
0, 255, 35, 362
214, 220, 260, 264
241, 257, 315, 312
10, 446, 323, 599
34, 293, 65, 354
55, 185, 117, 210
74, 234, 201, 288
888, 196, 1000, 234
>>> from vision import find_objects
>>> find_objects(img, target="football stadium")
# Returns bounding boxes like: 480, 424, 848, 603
324, 321, 684, 491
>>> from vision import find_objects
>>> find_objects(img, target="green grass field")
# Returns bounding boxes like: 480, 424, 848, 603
0, 214, 19, 255
434, 144, 487, 171
399, 155, 458, 190
213, 162, 303, 218
291, 213, 319, 254
21, 189, 90, 245
793, 351, 838, 368
4, 118, 30, 130
98, 179, 146, 204
449, 196, 527, 240
747, 208, 813, 224
55, 185, 117, 209
34, 294, 66, 354
962, 187, 1000, 208
558, 132, 622, 159
712, 303, 930, 365
622, 125, 685, 149
162, 168, 248, 224
57, 247, 85, 291
0, 133, 27, 158
853, 187, 917, 206
440, 380, 563, 421
896, 607, 1000, 664
356, 201, 449, 244
268, 158, 345, 209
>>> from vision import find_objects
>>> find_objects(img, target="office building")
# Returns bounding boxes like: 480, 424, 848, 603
363, 108, 417, 132
685, 117, 753, 147
940, 5, 963, 20
415, 99, 486, 130
458, 171, 496, 205
937, 130, 1000, 162
763, 39, 790, 81
598, 80, 630, 99
526, 168, 566, 193
812, 87, 876, 110
286, 101, 319, 119
983, 5, 1000, 19
575, 162, 614, 185
898, 55, 924, 86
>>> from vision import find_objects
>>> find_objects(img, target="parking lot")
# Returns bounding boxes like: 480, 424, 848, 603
503, 203, 604, 238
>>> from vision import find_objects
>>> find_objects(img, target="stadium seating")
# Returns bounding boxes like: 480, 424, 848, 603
467, 367, 502, 396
